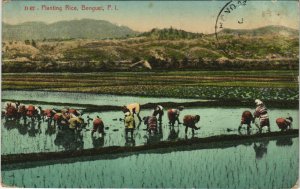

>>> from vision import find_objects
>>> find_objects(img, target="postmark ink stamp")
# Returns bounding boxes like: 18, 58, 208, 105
215, 0, 248, 42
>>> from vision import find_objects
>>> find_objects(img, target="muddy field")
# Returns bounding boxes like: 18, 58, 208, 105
2, 137, 298, 188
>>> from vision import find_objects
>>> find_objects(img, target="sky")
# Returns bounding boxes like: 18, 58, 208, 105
2, 1, 299, 34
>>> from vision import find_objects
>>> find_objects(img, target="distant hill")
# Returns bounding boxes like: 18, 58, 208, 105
3, 19, 138, 40
140, 28, 203, 40
219, 25, 298, 37
2, 24, 298, 72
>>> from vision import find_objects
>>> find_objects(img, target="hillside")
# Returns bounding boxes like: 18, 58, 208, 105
2, 25, 299, 72
3, 19, 138, 40
219, 25, 298, 37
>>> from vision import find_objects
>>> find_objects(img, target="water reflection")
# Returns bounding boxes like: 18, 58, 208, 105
125, 137, 135, 147
92, 136, 105, 148
238, 128, 251, 135
145, 133, 162, 145
168, 126, 179, 141
3, 119, 29, 135
17, 123, 29, 136
27, 121, 42, 137
2, 137, 298, 188
3, 119, 20, 131
276, 137, 293, 146
54, 130, 84, 151
253, 140, 269, 160
242, 141, 253, 147
45, 124, 56, 136
143, 122, 163, 145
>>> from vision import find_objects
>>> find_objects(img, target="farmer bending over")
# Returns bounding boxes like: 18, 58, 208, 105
183, 115, 200, 135
167, 106, 184, 126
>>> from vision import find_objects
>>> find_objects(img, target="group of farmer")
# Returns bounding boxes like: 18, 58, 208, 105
121, 103, 201, 138
2, 101, 42, 121
121, 99, 293, 138
2, 99, 294, 140
2, 101, 110, 138
239, 99, 293, 132
2, 102, 86, 133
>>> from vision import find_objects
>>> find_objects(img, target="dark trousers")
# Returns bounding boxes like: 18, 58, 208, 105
125, 128, 134, 138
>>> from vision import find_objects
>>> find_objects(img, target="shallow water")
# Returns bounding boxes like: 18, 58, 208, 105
2, 137, 298, 188
1, 107, 298, 155
2, 90, 201, 105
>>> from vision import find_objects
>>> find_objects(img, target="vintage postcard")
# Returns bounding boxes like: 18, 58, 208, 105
1, 0, 299, 188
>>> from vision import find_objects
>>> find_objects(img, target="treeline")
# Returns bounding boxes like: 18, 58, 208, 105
148, 56, 298, 70
2, 58, 298, 72
139, 28, 203, 40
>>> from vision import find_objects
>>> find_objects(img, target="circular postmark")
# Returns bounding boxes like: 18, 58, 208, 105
215, 0, 248, 42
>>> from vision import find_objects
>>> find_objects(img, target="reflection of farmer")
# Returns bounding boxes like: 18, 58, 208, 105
92, 136, 104, 148
253, 140, 269, 160
168, 126, 179, 140
167, 106, 184, 126
125, 137, 135, 147
253, 99, 270, 132
54, 130, 84, 151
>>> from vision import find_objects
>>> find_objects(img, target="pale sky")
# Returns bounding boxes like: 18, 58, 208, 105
2, 1, 299, 34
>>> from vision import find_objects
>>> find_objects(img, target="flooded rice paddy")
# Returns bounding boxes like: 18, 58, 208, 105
2, 90, 202, 106
2, 137, 298, 188
1, 90, 299, 188
2, 107, 298, 155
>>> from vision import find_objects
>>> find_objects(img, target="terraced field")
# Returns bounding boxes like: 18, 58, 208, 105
2, 70, 298, 100
2, 70, 298, 188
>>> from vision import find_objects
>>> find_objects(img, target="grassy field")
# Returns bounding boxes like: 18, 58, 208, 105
2, 70, 299, 101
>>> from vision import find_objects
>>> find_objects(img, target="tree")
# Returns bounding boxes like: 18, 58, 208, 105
196, 57, 205, 69
171, 56, 179, 69
148, 56, 163, 69
24, 40, 30, 45
31, 40, 37, 47
181, 56, 189, 68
